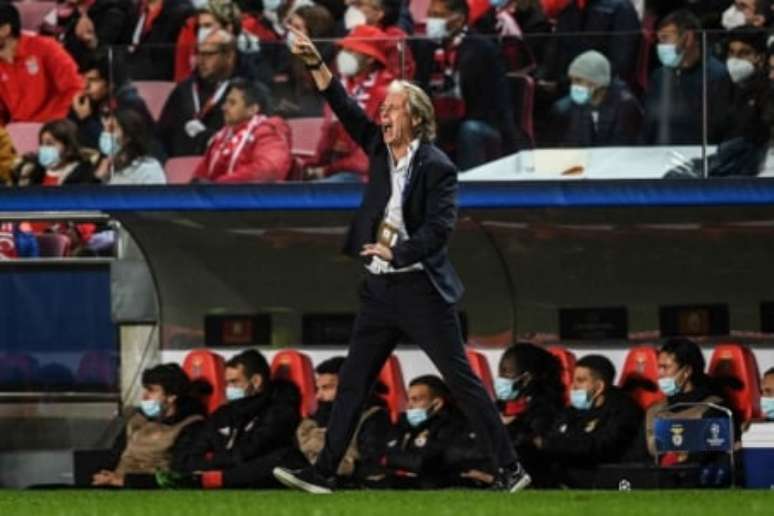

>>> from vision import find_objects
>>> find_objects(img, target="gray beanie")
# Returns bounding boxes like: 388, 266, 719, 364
568, 50, 611, 87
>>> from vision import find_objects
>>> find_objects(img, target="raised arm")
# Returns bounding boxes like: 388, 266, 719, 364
287, 26, 382, 152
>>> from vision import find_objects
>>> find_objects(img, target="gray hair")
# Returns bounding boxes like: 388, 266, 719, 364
388, 80, 436, 143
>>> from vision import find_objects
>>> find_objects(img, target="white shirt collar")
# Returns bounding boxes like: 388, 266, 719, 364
390, 139, 420, 173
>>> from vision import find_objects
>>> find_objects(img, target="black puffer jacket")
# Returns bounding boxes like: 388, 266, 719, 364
182, 379, 301, 472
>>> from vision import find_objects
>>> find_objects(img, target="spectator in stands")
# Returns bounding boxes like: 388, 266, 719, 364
721, 0, 771, 30
193, 78, 292, 183
547, 50, 643, 147
761, 367, 774, 420
181, 350, 304, 488
48, 0, 134, 68
647, 0, 729, 30
645, 338, 731, 462
539, 0, 641, 89
12, 119, 99, 186
91, 363, 206, 488
535, 355, 645, 487
382, 375, 492, 488
0, 125, 14, 185
174, 0, 266, 84
640, 10, 733, 145
303, 25, 393, 182
721, 28, 770, 145
69, 50, 157, 154
99, 109, 167, 185
123, 0, 195, 81
296, 356, 391, 486
0, 3, 84, 124
495, 343, 565, 488
415, 0, 516, 170
160, 29, 250, 157
342, 0, 416, 79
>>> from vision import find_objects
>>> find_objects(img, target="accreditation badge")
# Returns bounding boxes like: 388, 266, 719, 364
377, 220, 399, 248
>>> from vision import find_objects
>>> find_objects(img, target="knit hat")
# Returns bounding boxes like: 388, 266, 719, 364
337, 25, 388, 66
568, 50, 611, 87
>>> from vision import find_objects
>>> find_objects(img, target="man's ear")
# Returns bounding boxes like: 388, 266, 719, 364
251, 374, 264, 392
248, 104, 260, 117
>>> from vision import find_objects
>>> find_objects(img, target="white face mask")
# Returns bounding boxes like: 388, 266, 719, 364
344, 6, 367, 30
336, 50, 360, 78
263, 0, 282, 12
425, 17, 448, 40
727, 57, 756, 83
191, 0, 209, 10
721, 5, 747, 30
197, 27, 213, 44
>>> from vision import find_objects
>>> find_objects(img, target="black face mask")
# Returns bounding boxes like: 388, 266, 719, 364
313, 401, 334, 426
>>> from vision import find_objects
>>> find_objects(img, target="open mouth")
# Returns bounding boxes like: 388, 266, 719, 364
381, 122, 393, 136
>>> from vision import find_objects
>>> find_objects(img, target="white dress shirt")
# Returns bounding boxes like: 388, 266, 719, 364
367, 139, 424, 275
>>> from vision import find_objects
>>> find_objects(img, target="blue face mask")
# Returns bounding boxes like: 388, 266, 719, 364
657, 43, 683, 68
495, 377, 519, 401
570, 84, 592, 105
570, 388, 593, 410
99, 131, 120, 157
489, 0, 508, 8
140, 399, 162, 419
226, 386, 246, 402
37, 145, 61, 169
406, 408, 429, 428
658, 376, 681, 397
761, 396, 774, 420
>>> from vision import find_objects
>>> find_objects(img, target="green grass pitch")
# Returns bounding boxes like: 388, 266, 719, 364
1, 490, 773, 516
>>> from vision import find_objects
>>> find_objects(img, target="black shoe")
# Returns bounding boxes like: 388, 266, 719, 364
491, 462, 532, 492
273, 466, 335, 494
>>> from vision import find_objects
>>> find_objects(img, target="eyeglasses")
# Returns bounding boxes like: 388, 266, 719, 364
196, 49, 223, 58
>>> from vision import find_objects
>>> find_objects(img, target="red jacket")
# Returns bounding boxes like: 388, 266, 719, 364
174, 14, 280, 82
0, 33, 84, 124
308, 69, 393, 180
194, 115, 292, 183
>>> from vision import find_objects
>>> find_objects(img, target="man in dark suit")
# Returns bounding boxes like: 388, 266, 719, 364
273, 25, 530, 494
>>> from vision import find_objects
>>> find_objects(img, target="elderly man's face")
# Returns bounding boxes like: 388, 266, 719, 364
196, 34, 234, 82
379, 88, 414, 147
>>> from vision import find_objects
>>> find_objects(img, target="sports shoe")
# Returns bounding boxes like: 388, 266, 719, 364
491, 462, 532, 492
273, 466, 335, 494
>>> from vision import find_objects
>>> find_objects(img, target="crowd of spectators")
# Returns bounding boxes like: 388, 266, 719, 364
84, 337, 773, 490
2, 0, 774, 183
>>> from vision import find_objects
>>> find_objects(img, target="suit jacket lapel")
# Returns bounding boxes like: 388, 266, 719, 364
401, 143, 426, 204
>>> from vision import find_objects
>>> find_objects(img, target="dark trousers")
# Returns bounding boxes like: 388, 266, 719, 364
315, 271, 517, 476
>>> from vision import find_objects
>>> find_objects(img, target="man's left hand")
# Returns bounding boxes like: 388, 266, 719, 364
361, 243, 393, 262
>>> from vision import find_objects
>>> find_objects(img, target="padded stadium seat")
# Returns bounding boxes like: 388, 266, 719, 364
465, 348, 495, 399
270, 349, 317, 418
508, 74, 535, 148
618, 346, 664, 410
36, 233, 71, 257
182, 349, 226, 415
164, 156, 201, 184
287, 117, 325, 158
547, 346, 576, 404
76, 351, 117, 389
17, 2, 56, 31
133, 81, 176, 121
7, 122, 42, 154
378, 355, 407, 424
708, 343, 762, 423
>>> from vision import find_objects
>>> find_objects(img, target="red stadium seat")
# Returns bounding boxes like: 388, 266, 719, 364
708, 343, 762, 423
17, 2, 56, 31
76, 351, 116, 388
287, 117, 325, 158
410, 0, 431, 27
618, 345, 664, 410
36, 233, 71, 257
271, 349, 317, 418
378, 355, 407, 424
134, 81, 176, 121
182, 349, 226, 415
509, 74, 535, 147
164, 156, 201, 184
465, 348, 495, 399
7, 122, 43, 154
547, 346, 576, 404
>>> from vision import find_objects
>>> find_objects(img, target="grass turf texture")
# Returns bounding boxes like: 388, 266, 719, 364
1, 490, 773, 516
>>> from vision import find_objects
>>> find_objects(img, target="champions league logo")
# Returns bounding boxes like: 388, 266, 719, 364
705, 422, 727, 448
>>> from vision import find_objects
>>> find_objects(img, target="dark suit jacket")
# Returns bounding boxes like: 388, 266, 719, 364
321, 78, 464, 304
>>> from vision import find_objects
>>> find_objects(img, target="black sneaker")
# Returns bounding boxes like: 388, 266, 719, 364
273, 466, 335, 494
492, 462, 532, 492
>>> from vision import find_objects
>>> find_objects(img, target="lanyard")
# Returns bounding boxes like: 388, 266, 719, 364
208, 115, 266, 176
131, 11, 146, 47
192, 80, 230, 119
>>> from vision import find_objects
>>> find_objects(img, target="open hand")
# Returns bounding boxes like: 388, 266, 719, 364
285, 24, 323, 67
360, 243, 393, 262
